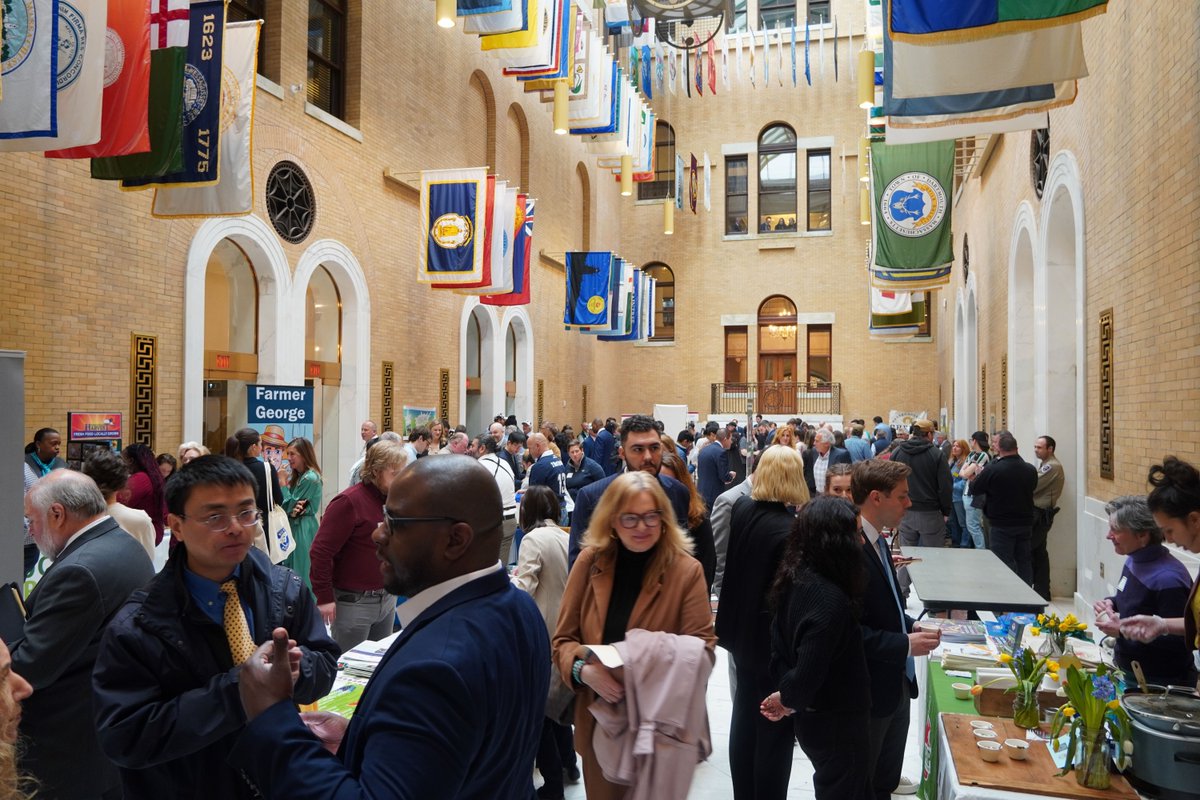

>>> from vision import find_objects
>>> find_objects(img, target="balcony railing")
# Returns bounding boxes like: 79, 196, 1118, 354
710, 382, 842, 416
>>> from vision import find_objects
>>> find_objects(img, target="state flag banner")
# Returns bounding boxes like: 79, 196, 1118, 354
122, 0, 225, 190
482, 195, 534, 306
463, 0, 526, 34
149, 0, 188, 49
458, 0, 513, 15
460, 183, 517, 295
418, 167, 490, 284
688, 154, 697, 214
571, 63, 619, 135
870, 295, 927, 333
871, 287, 913, 315
564, 252, 615, 327
152, 20, 259, 218
0, 0, 61, 140
431, 173, 498, 289
90, 45, 185, 180
598, 267, 644, 342
674, 154, 684, 209
0, 0, 106, 153
870, 140, 953, 277
48, 0, 152, 159
505, 0, 570, 79
888, 0, 1106, 44
480, 0, 552, 69
586, 259, 629, 336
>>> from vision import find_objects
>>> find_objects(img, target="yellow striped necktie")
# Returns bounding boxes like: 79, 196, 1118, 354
220, 580, 257, 664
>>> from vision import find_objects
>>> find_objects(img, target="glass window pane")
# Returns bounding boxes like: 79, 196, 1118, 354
305, 265, 341, 363
759, 152, 796, 190
307, 59, 332, 110
729, 0, 748, 32
759, 192, 797, 230
205, 240, 257, 354
807, 1, 830, 25
806, 149, 831, 232
759, 124, 796, 149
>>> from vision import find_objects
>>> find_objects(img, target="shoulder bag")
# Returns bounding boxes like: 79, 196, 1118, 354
261, 461, 294, 564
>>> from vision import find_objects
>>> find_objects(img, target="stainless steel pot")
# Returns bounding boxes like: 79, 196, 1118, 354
1128, 715, 1200, 798
1121, 686, 1200, 736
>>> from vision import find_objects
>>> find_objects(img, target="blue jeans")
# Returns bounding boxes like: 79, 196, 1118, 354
963, 500, 987, 549
949, 501, 971, 547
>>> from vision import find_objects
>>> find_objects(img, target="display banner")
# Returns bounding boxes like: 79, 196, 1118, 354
870, 139, 953, 274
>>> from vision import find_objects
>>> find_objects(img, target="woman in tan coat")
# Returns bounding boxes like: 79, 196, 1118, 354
552, 471, 716, 800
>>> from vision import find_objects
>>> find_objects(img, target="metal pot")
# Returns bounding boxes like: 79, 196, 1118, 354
1127, 714, 1200, 798
1121, 686, 1200, 736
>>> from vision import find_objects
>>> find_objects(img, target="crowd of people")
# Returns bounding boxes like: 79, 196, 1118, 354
4, 413, 1199, 800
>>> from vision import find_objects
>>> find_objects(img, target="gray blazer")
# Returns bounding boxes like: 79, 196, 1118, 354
12, 516, 154, 800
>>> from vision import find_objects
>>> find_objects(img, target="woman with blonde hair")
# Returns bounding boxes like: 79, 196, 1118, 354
175, 441, 210, 466
771, 424, 798, 450
715, 444, 810, 800
948, 439, 971, 548
659, 448, 717, 591
553, 472, 716, 800
282, 437, 323, 590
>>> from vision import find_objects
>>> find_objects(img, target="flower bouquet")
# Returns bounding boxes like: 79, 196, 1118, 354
972, 647, 1059, 729
1031, 612, 1088, 657
1048, 664, 1132, 789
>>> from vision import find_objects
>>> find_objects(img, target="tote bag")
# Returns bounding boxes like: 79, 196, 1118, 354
261, 461, 294, 564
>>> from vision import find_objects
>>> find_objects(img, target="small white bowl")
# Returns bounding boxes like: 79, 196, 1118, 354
952, 682, 972, 700
969, 720, 995, 729
1004, 739, 1030, 760
973, 728, 998, 739
978, 740, 1002, 762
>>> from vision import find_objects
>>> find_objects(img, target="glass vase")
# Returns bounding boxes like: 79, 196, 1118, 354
1075, 725, 1111, 790
1012, 690, 1040, 729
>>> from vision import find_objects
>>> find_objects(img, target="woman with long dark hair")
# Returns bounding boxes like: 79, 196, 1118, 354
123, 443, 167, 546
282, 437, 323, 591
960, 431, 991, 549
659, 448, 717, 592
224, 427, 283, 525
761, 495, 872, 799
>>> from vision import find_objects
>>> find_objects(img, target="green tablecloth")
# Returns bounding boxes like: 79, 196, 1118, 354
919, 659, 979, 800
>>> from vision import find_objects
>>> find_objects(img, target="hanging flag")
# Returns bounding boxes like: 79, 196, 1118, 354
804, 17, 811, 85
694, 43, 702, 96
91, 0, 187, 181
640, 44, 651, 98
775, 22, 783, 87
0, 0, 107, 153
870, 139, 953, 286
674, 154, 684, 209
483, 195, 535, 307
432, 176, 502, 290
564, 252, 614, 327
869, 295, 926, 336
655, 42, 664, 92
459, 0, 513, 14
464, 183, 516, 294
629, 44, 639, 89
598, 267, 643, 342
570, 61, 619, 134
871, 288, 913, 315
667, 46, 676, 94
720, 33, 728, 89
761, 24, 768, 87
0, 0, 61, 140
790, 23, 796, 87
818, 13, 824, 80
122, 0, 224, 190
503, 0, 569, 78
706, 37, 715, 94
888, 0, 1107, 44
684, 49, 691, 97
418, 167, 490, 285
480, 0, 554, 69
833, 16, 839, 81
151, 21, 260, 218
463, 0, 527, 34
48, 0, 152, 159
702, 152, 711, 212
688, 153, 697, 214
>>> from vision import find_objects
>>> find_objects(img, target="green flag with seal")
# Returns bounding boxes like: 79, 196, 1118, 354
870, 140, 953, 285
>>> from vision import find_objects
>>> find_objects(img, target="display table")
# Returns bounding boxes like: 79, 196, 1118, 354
918, 658, 980, 799
906, 548, 1048, 615
936, 714, 1144, 800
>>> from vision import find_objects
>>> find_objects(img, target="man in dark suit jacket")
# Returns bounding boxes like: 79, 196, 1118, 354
232, 455, 550, 800
696, 427, 735, 510
802, 429, 853, 495
594, 418, 619, 476
851, 460, 941, 800
14, 469, 154, 800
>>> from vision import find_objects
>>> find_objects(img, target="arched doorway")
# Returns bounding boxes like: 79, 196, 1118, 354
500, 307, 534, 425
1009, 205, 1037, 451
757, 295, 798, 413
642, 263, 675, 342
202, 239, 259, 454
955, 279, 979, 435
460, 300, 500, 435
302, 265, 341, 500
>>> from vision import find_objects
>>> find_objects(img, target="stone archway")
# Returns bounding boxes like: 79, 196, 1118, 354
459, 298, 502, 435
500, 307, 535, 426
1008, 203, 1038, 450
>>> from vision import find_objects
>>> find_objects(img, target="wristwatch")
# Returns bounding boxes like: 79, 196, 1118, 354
571, 657, 586, 686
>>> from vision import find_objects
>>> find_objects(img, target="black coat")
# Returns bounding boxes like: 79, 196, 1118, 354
93, 545, 340, 799
858, 538, 918, 718
12, 517, 155, 800
802, 446, 853, 495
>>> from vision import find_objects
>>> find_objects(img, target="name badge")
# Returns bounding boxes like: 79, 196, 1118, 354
1116, 576, 1128, 592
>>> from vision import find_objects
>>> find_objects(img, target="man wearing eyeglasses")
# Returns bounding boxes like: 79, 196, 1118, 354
92, 455, 339, 799
229, 455, 550, 800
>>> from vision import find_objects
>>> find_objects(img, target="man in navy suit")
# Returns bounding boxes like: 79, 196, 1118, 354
232, 456, 550, 800
696, 427, 735, 510
851, 460, 940, 799
593, 418, 619, 476
802, 428, 853, 495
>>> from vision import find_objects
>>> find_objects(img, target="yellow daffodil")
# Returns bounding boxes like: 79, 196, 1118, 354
1049, 672, 1060, 682
1065, 614, 1076, 623
1076, 622, 1088, 631
1037, 614, 1046, 624
1047, 661, 1059, 671
999, 653, 1013, 664
1062, 706, 1076, 718
1030, 627, 1041, 636
1108, 699, 1121, 711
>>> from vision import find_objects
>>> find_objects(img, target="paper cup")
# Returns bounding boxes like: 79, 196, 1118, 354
969, 720, 994, 729
973, 728, 998, 739
1004, 739, 1030, 760
952, 682, 972, 700
978, 741, 1002, 762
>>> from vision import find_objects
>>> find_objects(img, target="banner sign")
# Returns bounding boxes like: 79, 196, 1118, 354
67, 411, 123, 440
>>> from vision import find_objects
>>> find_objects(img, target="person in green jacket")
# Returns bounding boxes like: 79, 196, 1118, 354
282, 437, 323, 591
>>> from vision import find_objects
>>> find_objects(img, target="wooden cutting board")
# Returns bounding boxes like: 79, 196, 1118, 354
944, 713, 1139, 799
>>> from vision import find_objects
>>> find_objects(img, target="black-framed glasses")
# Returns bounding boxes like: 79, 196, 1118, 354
617, 511, 663, 530
381, 507, 463, 534
178, 508, 262, 533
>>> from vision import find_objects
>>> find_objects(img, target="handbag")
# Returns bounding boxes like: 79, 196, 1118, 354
261, 460, 294, 564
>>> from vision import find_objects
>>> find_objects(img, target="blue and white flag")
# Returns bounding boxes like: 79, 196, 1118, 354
458, 0, 512, 15
0, 0, 105, 152
571, 62, 619, 134
462, 0, 525, 33
483, 195, 534, 307
463, 182, 516, 294
0, 0, 61, 139
599, 267, 643, 342
804, 18, 811, 85
790, 23, 796, 87
888, 0, 1106, 44
674, 154, 684, 209
564, 252, 615, 327
418, 167, 490, 284
640, 44, 651, 98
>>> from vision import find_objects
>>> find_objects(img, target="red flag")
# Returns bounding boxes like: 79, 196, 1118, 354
48, 0, 152, 159
706, 39, 717, 94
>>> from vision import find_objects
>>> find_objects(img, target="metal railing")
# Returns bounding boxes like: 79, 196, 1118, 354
710, 382, 842, 416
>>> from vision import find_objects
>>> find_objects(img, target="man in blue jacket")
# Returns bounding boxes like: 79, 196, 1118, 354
231, 455, 550, 800
92, 456, 339, 799
696, 428, 735, 511
564, 440, 604, 503
594, 418, 619, 476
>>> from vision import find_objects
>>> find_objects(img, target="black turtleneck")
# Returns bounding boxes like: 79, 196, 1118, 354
602, 541, 654, 644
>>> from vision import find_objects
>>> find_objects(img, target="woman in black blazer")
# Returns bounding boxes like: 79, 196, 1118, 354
762, 495, 872, 799
224, 427, 283, 521
714, 444, 809, 800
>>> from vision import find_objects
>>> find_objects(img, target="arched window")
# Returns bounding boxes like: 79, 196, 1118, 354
506, 103, 530, 192
642, 263, 675, 342
504, 323, 517, 417
638, 121, 675, 201
576, 162, 591, 250
304, 265, 342, 495
203, 239, 259, 454
468, 71, 497, 172
757, 295, 797, 380
757, 124, 797, 233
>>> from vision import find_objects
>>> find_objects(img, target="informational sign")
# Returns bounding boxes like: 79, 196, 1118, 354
247, 385, 314, 483
401, 406, 438, 434
67, 412, 123, 441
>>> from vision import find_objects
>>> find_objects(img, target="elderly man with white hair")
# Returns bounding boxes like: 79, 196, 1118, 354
802, 428, 852, 495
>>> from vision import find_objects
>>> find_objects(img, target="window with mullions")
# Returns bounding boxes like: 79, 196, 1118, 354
308, 0, 346, 119
638, 121, 676, 201
759, 0, 796, 28
758, 124, 797, 233
807, 0, 831, 25
227, 0, 270, 80
725, 156, 748, 235
728, 0, 748, 32
806, 148, 831, 231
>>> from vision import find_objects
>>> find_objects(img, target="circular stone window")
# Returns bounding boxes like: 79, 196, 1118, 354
1030, 127, 1050, 200
265, 161, 316, 244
